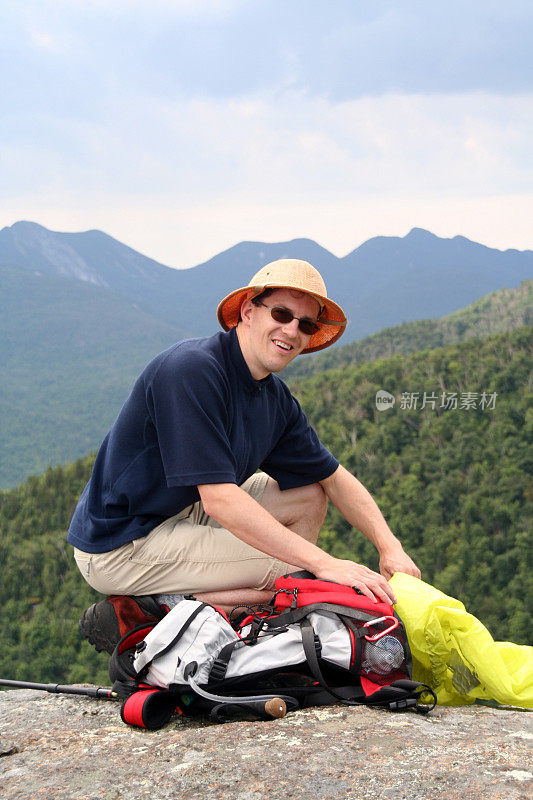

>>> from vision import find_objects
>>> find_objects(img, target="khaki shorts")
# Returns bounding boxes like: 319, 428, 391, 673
73, 472, 290, 596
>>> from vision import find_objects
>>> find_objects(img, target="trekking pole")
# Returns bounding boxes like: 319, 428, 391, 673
0, 678, 118, 700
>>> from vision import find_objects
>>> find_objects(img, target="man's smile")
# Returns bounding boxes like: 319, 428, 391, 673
272, 339, 294, 352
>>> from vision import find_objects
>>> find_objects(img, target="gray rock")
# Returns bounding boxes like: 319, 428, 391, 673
1, 688, 532, 800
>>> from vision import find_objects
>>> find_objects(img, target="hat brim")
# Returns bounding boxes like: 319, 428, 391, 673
217, 285, 347, 354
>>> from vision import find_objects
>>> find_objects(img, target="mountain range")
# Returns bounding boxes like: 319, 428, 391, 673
3, 220, 533, 341
1, 220, 532, 488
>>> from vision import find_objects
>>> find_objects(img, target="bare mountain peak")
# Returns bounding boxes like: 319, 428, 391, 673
4, 221, 106, 286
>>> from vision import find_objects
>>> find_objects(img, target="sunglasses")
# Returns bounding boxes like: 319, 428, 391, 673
258, 303, 320, 336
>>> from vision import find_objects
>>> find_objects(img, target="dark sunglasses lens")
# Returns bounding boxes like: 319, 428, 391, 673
270, 307, 318, 336
299, 319, 319, 335
270, 307, 293, 325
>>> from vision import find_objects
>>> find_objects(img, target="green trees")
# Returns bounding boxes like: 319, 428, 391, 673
0, 456, 110, 684
294, 327, 532, 643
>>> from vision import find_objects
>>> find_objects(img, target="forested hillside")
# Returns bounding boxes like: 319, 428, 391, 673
286, 279, 533, 379
294, 326, 532, 645
0, 457, 108, 683
0, 266, 184, 488
0, 327, 531, 685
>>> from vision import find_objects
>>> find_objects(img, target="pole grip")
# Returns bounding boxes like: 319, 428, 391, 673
264, 697, 287, 718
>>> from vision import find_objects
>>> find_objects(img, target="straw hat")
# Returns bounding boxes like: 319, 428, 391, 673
217, 258, 347, 353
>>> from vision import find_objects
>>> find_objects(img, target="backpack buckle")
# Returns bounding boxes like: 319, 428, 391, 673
210, 658, 229, 682
389, 697, 418, 710
363, 615, 399, 642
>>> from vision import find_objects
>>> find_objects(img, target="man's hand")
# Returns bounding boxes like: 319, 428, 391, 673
379, 544, 421, 581
314, 557, 397, 604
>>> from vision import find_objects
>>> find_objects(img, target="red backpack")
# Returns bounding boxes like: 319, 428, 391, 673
111, 572, 436, 729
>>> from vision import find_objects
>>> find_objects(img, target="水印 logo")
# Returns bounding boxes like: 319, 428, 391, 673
375, 390, 396, 411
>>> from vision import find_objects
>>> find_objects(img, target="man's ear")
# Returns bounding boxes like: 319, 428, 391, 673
240, 295, 255, 326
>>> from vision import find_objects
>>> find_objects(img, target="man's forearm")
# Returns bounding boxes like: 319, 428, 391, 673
198, 477, 415, 599
320, 465, 421, 580
198, 484, 396, 602
320, 465, 399, 553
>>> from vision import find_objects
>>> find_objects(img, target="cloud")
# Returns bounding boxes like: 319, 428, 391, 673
1, 1, 532, 266
2, 1, 532, 109
297, 1, 533, 98
29, 30, 56, 50
2, 88, 531, 262
5, 90, 528, 197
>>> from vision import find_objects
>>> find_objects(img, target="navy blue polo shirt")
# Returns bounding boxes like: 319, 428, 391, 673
67, 327, 338, 553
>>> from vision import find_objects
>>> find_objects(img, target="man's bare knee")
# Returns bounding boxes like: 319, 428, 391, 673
261, 478, 327, 543
302, 481, 328, 519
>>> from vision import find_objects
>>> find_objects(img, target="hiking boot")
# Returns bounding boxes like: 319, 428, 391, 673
79, 595, 167, 655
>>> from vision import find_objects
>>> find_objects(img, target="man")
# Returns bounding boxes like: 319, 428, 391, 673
69, 259, 420, 651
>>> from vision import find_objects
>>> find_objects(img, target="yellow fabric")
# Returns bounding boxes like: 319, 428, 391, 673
389, 572, 533, 708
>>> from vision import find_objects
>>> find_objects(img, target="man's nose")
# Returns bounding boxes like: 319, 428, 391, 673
281, 317, 300, 336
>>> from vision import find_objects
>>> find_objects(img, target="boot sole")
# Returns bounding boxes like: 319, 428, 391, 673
78, 604, 118, 655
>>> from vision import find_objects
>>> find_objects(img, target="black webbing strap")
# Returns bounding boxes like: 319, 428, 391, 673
264, 603, 377, 629
385, 680, 437, 713
300, 618, 362, 707
208, 639, 242, 682
300, 685, 366, 707
149, 603, 209, 662
109, 623, 156, 684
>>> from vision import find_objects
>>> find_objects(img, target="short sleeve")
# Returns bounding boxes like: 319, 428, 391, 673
146, 348, 238, 486
261, 393, 338, 490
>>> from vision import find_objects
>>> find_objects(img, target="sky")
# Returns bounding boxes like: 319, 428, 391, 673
1, 0, 532, 268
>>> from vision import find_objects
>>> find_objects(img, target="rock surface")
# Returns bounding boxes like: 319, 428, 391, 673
1, 689, 532, 800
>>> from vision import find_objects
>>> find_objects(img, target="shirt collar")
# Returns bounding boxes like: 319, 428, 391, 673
227, 327, 273, 394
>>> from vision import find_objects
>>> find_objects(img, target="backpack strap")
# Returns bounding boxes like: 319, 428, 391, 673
208, 639, 243, 682
135, 602, 209, 666
300, 617, 362, 706
109, 622, 157, 690
264, 602, 378, 628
